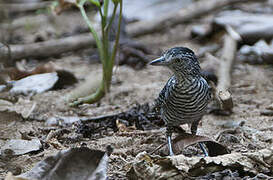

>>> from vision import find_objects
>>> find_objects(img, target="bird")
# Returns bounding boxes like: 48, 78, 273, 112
149, 47, 211, 156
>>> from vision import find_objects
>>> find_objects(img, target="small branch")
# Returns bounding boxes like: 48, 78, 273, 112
214, 11, 273, 44
216, 34, 237, 112
0, 33, 95, 60
127, 0, 266, 37
0, 14, 49, 30
0, 0, 265, 62
1, 0, 261, 63
78, 4, 104, 65
0, 2, 50, 13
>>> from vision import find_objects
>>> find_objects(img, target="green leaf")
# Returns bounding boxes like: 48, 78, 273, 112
89, 0, 101, 7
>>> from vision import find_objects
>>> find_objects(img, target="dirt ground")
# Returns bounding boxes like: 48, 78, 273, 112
1, 5, 273, 180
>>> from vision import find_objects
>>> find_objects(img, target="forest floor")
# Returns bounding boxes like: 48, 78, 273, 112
0, 5, 273, 179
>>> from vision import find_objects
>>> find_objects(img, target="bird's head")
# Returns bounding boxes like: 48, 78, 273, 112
149, 47, 201, 76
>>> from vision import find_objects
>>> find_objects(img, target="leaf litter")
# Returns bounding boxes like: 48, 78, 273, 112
8, 146, 113, 180
1, 1, 273, 179
128, 145, 273, 179
0, 68, 271, 179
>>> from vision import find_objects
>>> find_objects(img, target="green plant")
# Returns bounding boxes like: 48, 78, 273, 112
70, 0, 123, 106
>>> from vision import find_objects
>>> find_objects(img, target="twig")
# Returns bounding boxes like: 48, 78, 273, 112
116, 129, 162, 137
0, 33, 95, 60
80, 113, 119, 124
45, 129, 71, 142
216, 34, 237, 112
0, 14, 49, 31
0, 0, 265, 61
127, 0, 266, 37
0, 2, 51, 13
150, 142, 167, 155
214, 128, 239, 141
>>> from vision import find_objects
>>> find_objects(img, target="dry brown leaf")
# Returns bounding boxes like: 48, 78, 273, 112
159, 133, 229, 156
4, 172, 27, 180
4, 62, 55, 81
116, 119, 136, 133
129, 146, 273, 179
0, 98, 36, 119
46, 138, 65, 150
53, 0, 78, 15
17, 147, 113, 180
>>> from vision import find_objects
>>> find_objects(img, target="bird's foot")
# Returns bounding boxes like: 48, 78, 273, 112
167, 135, 174, 156
199, 142, 209, 157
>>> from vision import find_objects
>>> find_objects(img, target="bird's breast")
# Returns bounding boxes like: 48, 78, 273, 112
162, 78, 210, 125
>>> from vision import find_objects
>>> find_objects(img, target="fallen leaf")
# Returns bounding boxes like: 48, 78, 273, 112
0, 99, 13, 111
2, 62, 77, 93
0, 98, 36, 119
129, 146, 273, 179
5, 62, 55, 81
17, 146, 113, 180
0, 111, 23, 140
4, 172, 27, 180
14, 98, 36, 119
10, 72, 58, 95
159, 132, 229, 156
1, 139, 42, 156
53, 0, 78, 15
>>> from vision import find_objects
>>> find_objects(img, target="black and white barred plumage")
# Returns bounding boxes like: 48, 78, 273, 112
156, 75, 210, 126
150, 47, 211, 156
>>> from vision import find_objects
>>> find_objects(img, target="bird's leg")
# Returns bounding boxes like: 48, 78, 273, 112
166, 126, 174, 156
191, 121, 209, 157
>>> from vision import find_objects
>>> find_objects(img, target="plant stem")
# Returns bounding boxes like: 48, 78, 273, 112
78, 4, 104, 65
109, 0, 122, 70
71, 1, 122, 106
103, 0, 109, 20
100, 2, 109, 92
70, 81, 105, 106
99, 8, 104, 27
103, 1, 122, 93
105, 3, 118, 32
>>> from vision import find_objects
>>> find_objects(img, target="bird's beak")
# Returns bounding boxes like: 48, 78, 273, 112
149, 56, 166, 66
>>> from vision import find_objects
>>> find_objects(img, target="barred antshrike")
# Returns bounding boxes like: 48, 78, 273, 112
150, 47, 211, 156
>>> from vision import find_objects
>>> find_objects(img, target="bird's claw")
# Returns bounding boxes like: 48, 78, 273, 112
199, 142, 209, 157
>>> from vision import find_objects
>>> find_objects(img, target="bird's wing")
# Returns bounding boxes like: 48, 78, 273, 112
200, 70, 217, 86
200, 76, 212, 102
153, 77, 174, 111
